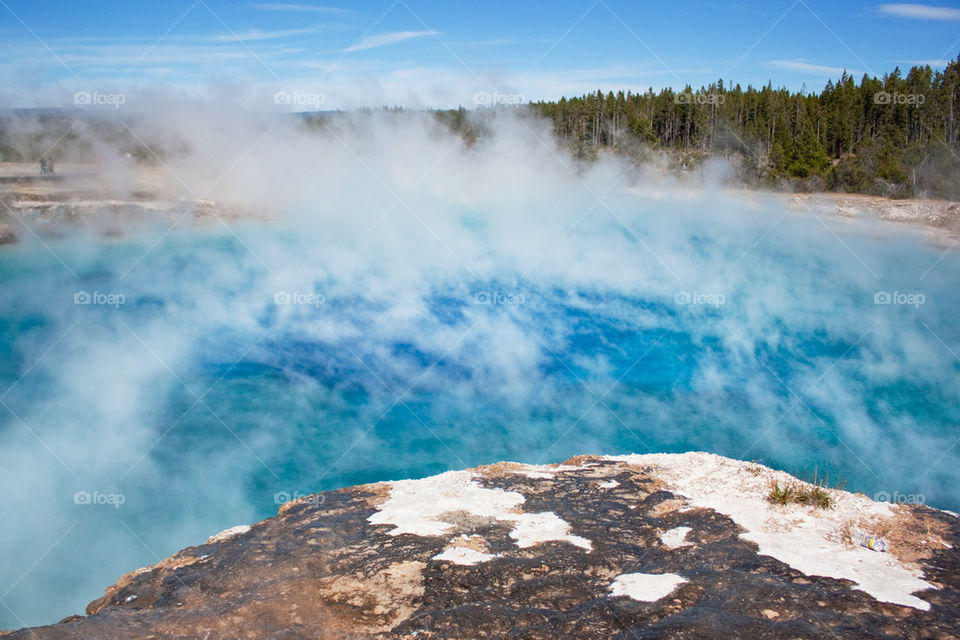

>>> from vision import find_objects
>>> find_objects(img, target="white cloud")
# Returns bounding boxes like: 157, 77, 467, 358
450, 38, 517, 47
251, 3, 353, 13
24, 42, 282, 68
878, 3, 960, 20
899, 59, 952, 66
768, 60, 851, 75
204, 27, 322, 43
340, 30, 438, 53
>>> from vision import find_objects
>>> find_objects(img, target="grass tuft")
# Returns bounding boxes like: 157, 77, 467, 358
767, 468, 833, 509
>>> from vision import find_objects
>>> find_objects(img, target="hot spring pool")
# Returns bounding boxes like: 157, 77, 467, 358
1, 198, 958, 626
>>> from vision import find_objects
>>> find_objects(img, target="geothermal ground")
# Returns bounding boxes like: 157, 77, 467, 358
0, 163, 258, 244
2, 163, 959, 247
5, 453, 959, 639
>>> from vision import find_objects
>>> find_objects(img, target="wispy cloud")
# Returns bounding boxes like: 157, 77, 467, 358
450, 38, 517, 47
878, 3, 960, 20
449, 37, 556, 47
899, 58, 952, 66
341, 30, 438, 53
768, 60, 851, 75
251, 3, 352, 13
204, 27, 322, 43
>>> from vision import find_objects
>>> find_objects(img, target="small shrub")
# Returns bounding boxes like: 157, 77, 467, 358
768, 482, 795, 505
767, 474, 833, 510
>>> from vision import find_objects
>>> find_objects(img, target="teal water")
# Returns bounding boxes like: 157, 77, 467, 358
0, 206, 958, 627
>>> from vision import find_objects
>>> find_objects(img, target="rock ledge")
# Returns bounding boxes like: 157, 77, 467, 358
5, 453, 959, 639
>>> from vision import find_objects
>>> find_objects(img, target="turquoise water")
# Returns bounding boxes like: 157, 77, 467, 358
0, 204, 958, 627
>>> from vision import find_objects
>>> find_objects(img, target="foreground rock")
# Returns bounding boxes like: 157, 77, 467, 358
5, 453, 960, 639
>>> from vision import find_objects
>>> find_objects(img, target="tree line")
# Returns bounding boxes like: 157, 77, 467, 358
522, 55, 960, 199
3, 56, 957, 200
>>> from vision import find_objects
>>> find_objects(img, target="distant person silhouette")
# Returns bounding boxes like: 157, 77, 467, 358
39, 156, 54, 177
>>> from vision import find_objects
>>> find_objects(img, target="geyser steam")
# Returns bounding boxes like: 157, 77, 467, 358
0, 105, 957, 627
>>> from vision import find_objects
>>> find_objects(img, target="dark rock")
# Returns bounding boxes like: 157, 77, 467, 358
4, 454, 959, 639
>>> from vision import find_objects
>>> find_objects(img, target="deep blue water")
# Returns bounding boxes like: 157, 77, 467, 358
0, 205, 958, 627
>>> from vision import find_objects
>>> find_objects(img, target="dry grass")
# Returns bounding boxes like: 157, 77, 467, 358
767, 469, 833, 509
746, 461, 765, 476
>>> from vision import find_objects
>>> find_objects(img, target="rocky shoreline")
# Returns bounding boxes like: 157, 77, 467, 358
787, 192, 960, 243
0, 164, 259, 244
5, 453, 958, 639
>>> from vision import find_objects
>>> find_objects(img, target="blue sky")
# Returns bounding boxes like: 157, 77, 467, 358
1, 1, 958, 109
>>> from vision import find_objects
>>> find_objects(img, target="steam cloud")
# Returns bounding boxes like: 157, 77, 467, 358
0, 102, 957, 627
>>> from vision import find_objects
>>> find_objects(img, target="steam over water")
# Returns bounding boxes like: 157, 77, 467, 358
0, 112, 958, 626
